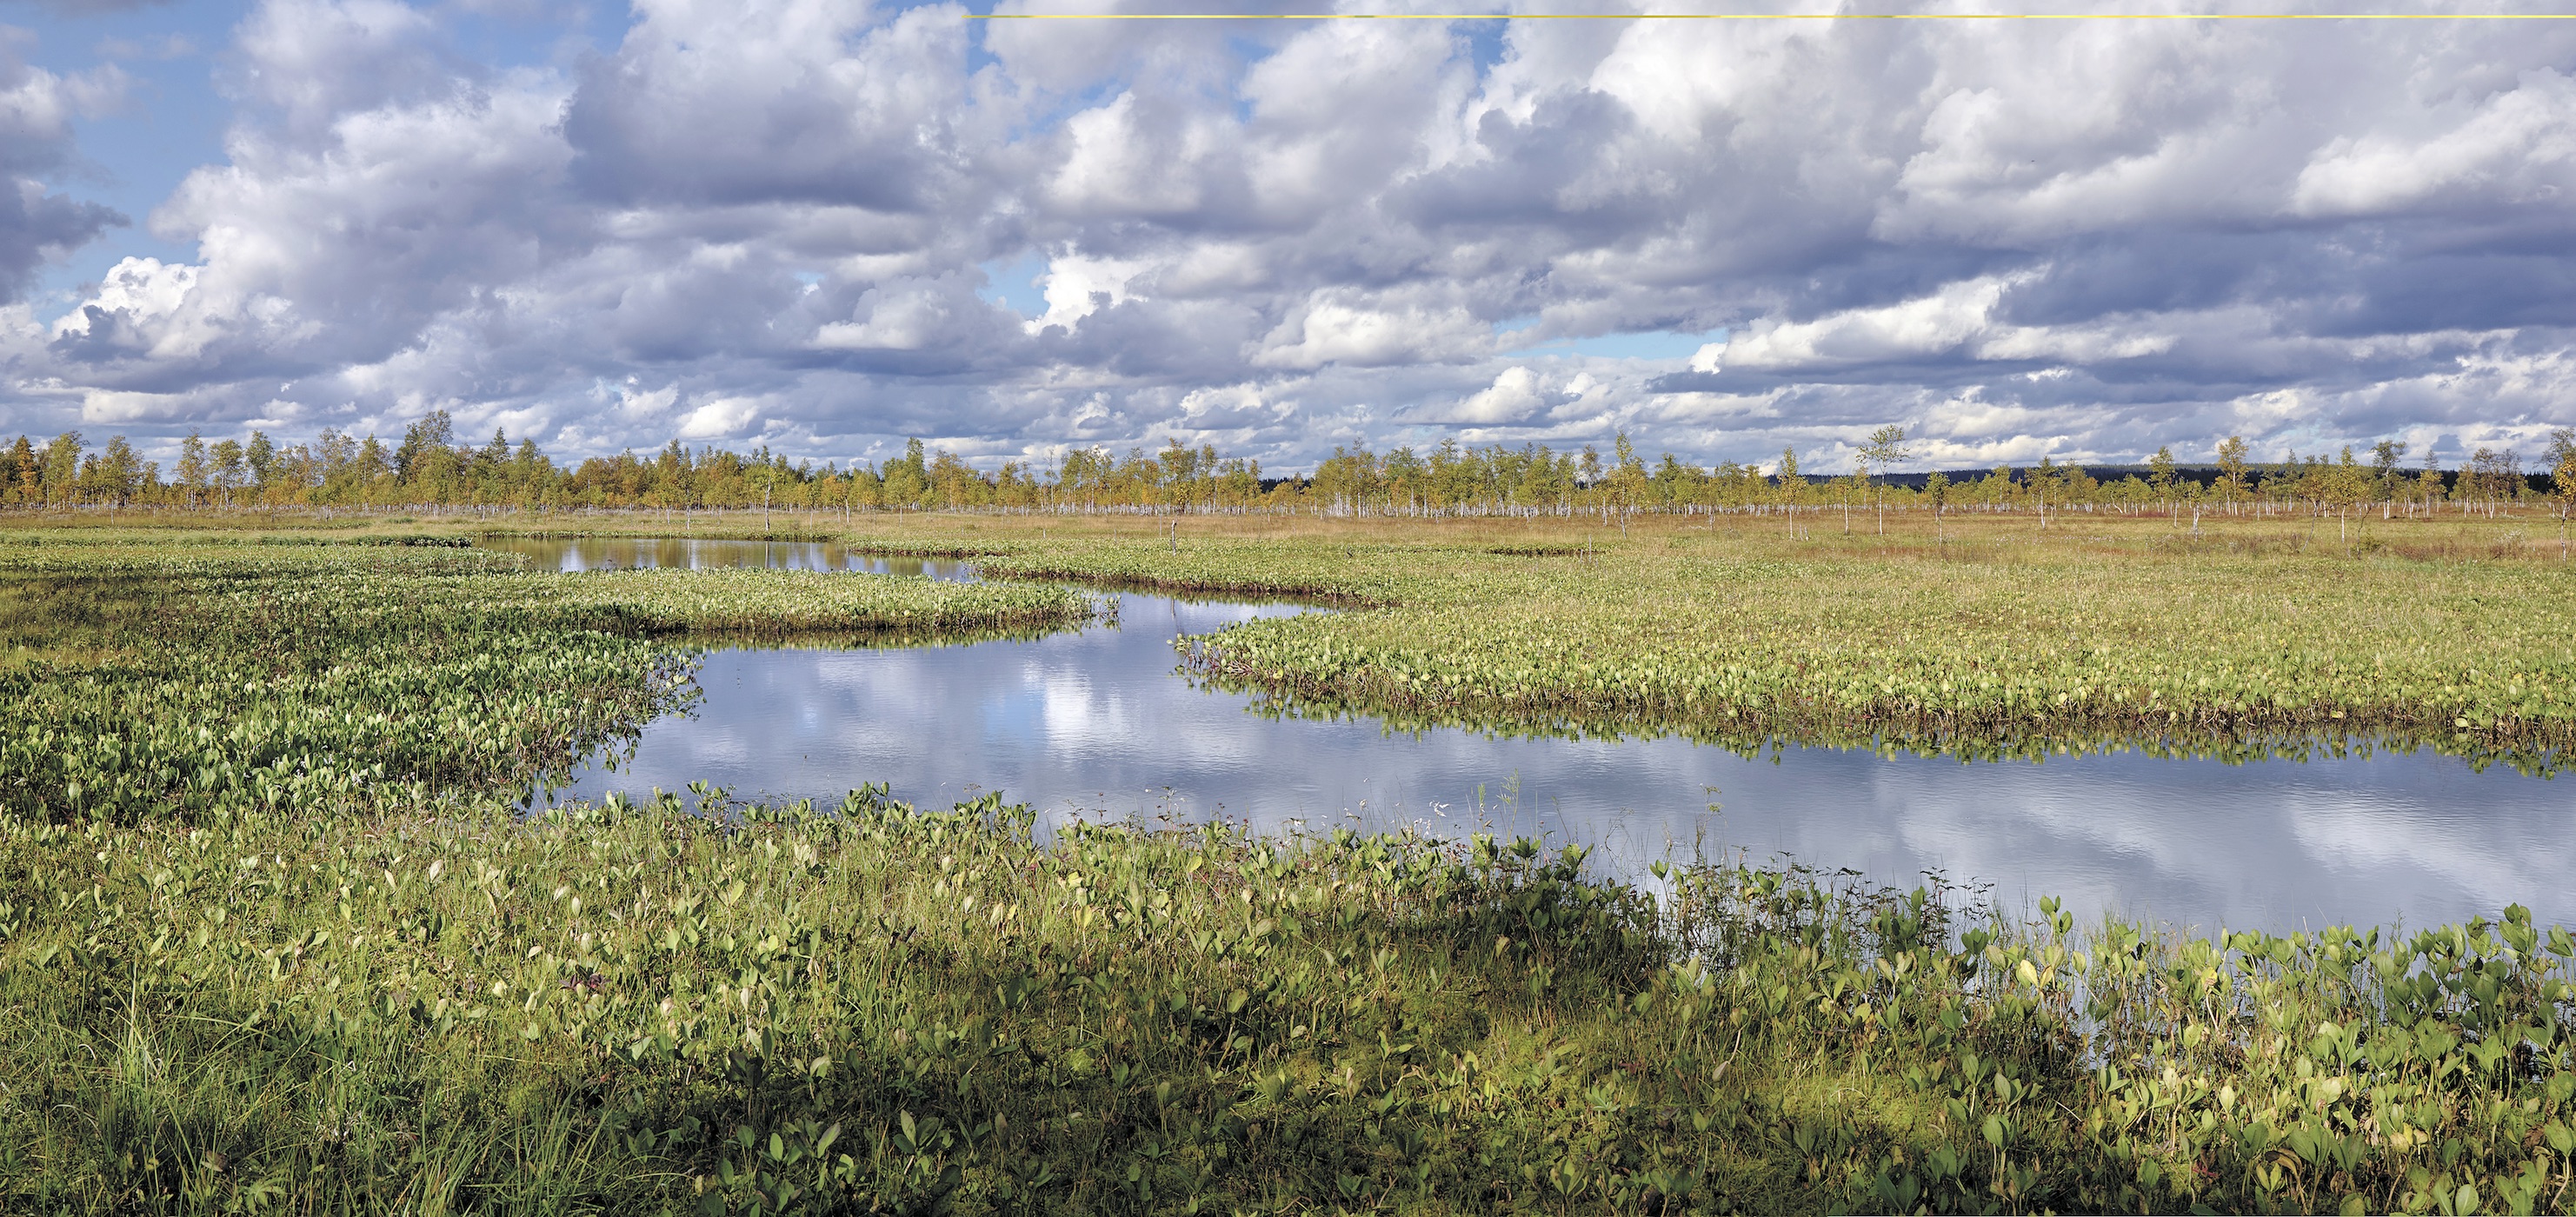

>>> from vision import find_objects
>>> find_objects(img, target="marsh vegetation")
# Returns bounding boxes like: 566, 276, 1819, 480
1, 515, 2572, 1212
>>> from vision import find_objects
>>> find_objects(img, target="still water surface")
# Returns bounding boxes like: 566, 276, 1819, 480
486, 537, 2576, 933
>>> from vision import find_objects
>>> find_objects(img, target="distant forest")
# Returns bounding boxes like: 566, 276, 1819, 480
5, 409, 2571, 518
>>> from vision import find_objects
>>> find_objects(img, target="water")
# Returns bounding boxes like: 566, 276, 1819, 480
483, 535, 980, 580
489, 537, 2576, 934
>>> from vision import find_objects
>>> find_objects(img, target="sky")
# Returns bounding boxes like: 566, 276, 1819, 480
0, 0, 2571, 475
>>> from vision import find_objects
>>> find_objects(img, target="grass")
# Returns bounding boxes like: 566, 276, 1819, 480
1, 515, 2573, 1212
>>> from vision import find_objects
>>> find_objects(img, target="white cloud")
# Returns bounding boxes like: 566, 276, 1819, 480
1722, 275, 2176, 372
819, 285, 955, 351
0, 42, 125, 303
79, 389, 188, 424
1424, 365, 1549, 425
1048, 92, 1219, 217
2293, 70, 2576, 217
1175, 382, 1285, 429
50, 257, 200, 351
232, 0, 445, 136
615, 382, 678, 420
1032, 253, 1145, 334
1255, 290, 1491, 370
676, 396, 759, 440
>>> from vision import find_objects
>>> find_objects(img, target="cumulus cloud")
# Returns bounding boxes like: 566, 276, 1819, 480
4, 0, 2576, 472
1031, 253, 1145, 334
0, 42, 123, 304
229, 0, 451, 136
1417, 365, 1548, 425
818, 282, 968, 352
676, 395, 759, 440
1175, 382, 1288, 430
2292, 72, 2576, 219
78, 388, 187, 423
1255, 289, 1493, 370
562, 1, 975, 213
1721, 275, 2177, 372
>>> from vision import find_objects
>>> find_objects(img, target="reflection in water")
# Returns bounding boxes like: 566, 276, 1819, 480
494, 539, 2576, 933
481, 536, 979, 580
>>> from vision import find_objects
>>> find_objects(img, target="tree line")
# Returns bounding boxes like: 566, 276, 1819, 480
4, 410, 2572, 522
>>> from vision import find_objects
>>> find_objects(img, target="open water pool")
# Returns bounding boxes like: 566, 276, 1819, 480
487, 536, 2576, 934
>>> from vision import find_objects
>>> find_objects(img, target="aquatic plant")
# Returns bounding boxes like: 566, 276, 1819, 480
4, 521, 2573, 1211
0, 536, 1102, 822
0, 787, 2568, 1213
958, 534, 2576, 771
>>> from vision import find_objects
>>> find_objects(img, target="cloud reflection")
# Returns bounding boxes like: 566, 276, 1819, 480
552, 587, 2576, 934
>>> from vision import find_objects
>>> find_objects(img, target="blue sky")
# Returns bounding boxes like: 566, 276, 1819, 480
10, 0, 234, 302
3, 0, 2573, 475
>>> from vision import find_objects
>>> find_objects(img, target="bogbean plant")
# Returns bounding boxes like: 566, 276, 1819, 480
0, 789, 1635, 1213
968, 535, 2576, 773
1672, 860, 2576, 1215
0, 537, 1102, 822
0, 789, 2570, 1214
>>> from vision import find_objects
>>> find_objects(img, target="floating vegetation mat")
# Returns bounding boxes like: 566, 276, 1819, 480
0, 535, 1104, 822
975, 536, 2576, 775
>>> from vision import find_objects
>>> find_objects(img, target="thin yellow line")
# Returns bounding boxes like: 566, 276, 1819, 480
968, 10, 2576, 17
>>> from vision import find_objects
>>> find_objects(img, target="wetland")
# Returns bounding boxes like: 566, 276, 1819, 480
490, 535, 2576, 936
3, 513, 2573, 1214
